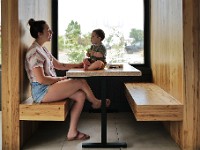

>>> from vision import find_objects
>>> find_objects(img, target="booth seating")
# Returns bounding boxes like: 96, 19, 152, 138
124, 83, 183, 121
19, 97, 72, 121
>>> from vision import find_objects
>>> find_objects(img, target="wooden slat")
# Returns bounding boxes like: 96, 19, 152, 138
19, 97, 71, 121
2, 0, 20, 149
150, 0, 184, 147
124, 83, 183, 121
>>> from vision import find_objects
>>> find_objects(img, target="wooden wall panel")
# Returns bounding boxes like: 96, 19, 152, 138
2, 0, 52, 149
18, 0, 52, 148
151, 0, 184, 148
182, 0, 200, 149
151, 0, 200, 149
19, 0, 52, 100
2, 0, 20, 149
197, 1, 200, 146
151, 0, 183, 100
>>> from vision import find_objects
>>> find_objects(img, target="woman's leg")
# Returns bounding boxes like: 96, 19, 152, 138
67, 90, 88, 139
41, 78, 110, 108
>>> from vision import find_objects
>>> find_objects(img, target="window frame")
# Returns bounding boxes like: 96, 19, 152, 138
51, 0, 151, 69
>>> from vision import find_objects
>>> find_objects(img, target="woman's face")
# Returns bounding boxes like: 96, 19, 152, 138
91, 31, 101, 45
40, 24, 53, 41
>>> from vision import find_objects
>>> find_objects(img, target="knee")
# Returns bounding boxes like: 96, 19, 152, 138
96, 60, 104, 68
80, 79, 87, 85
76, 91, 86, 101
74, 78, 86, 86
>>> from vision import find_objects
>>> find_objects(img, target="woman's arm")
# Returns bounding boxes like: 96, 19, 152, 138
53, 57, 83, 70
33, 67, 66, 85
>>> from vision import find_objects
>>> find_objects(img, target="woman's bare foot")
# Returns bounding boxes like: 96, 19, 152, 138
92, 99, 111, 109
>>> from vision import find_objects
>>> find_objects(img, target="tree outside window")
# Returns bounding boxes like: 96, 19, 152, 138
58, 0, 144, 64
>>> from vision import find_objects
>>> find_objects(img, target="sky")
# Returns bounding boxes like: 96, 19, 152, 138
58, 0, 143, 39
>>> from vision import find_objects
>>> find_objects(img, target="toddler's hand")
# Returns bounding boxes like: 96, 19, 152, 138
86, 52, 90, 57
83, 58, 90, 65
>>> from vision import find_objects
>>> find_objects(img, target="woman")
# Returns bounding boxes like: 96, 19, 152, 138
25, 18, 110, 141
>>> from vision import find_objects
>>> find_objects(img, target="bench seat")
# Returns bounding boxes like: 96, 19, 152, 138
124, 83, 183, 121
19, 97, 71, 121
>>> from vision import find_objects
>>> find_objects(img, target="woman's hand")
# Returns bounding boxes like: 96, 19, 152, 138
58, 76, 68, 81
76, 62, 84, 68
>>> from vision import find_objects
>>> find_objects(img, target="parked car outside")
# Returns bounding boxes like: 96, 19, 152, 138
124, 41, 143, 54
105, 44, 111, 50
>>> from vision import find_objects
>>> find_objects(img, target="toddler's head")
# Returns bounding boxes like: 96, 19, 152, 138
92, 29, 105, 41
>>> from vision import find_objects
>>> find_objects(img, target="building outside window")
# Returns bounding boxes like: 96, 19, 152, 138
58, 0, 144, 65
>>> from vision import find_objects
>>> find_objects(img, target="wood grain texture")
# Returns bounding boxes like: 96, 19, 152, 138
2, 0, 52, 149
18, 0, 52, 148
183, 0, 200, 149
20, 98, 71, 121
2, 0, 199, 149
151, 0, 184, 147
124, 83, 183, 121
66, 63, 142, 77
1, 0, 20, 149
151, 0, 200, 149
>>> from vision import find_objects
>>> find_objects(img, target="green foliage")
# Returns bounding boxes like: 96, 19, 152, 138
58, 21, 144, 64
58, 20, 89, 63
79, 33, 91, 47
65, 20, 81, 46
65, 43, 85, 63
58, 36, 65, 51
129, 28, 143, 43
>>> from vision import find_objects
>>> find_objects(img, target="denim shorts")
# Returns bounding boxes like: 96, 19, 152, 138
31, 82, 49, 103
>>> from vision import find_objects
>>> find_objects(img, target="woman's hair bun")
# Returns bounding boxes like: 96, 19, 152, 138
28, 18, 35, 26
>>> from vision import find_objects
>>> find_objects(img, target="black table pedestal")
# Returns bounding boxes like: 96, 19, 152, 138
82, 142, 127, 148
82, 77, 127, 148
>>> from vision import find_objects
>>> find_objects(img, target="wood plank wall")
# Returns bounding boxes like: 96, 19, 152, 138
151, 0, 184, 147
151, 0, 200, 149
2, 0, 20, 149
19, 0, 52, 101
2, 0, 200, 149
2, 0, 52, 149
18, 0, 52, 147
182, 0, 200, 149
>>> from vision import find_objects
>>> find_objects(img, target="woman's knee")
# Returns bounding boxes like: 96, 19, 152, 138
70, 78, 86, 88
74, 91, 86, 101
79, 79, 87, 85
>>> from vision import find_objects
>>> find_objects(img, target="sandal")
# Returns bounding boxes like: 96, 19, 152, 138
67, 131, 90, 141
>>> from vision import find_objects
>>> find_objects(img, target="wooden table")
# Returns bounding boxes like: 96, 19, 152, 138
66, 63, 142, 148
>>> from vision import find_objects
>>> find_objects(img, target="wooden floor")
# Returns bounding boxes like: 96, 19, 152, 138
0, 112, 181, 150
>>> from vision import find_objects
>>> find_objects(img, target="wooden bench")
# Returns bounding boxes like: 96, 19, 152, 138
19, 97, 72, 121
124, 83, 183, 121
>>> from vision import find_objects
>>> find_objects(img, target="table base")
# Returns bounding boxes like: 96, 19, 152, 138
82, 142, 127, 148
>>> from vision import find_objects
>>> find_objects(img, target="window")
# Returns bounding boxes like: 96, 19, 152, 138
52, 0, 150, 66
